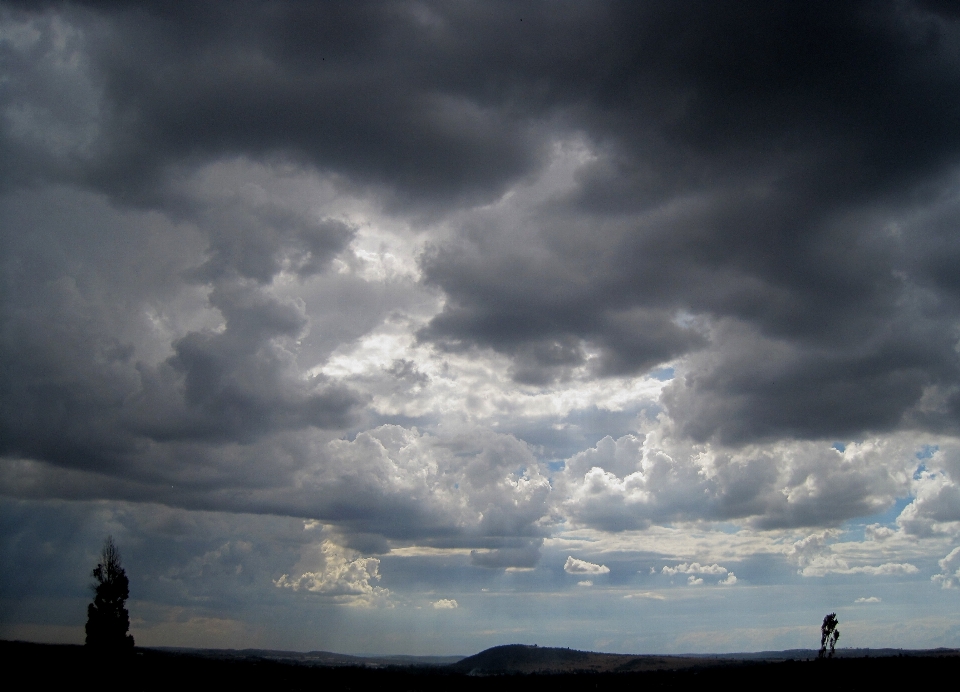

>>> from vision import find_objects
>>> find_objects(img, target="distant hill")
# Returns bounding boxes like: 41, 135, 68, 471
446, 644, 960, 675
149, 646, 463, 667
10, 640, 958, 676
447, 644, 722, 674
5, 639, 960, 690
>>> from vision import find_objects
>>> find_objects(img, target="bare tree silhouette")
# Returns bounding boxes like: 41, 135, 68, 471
85, 536, 135, 649
818, 612, 839, 659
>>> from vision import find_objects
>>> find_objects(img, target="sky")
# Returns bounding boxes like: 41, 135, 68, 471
3, 0, 960, 656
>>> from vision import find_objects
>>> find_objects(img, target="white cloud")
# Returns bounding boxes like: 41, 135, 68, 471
855, 596, 881, 603
932, 547, 960, 589
662, 562, 729, 576
273, 540, 390, 606
623, 591, 666, 600
432, 599, 458, 609
858, 563, 919, 575
865, 524, 897, 541
788, 532, 919, 577
560, 426, 918, 532
564, 556, 610, 575
577, 580, 593, 586
899, 470, 960, 537
290, 425, 553, 549
658, 560, 738, 585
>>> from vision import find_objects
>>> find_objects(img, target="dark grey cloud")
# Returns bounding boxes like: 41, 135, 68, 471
661, 312, 958, 444
191, 208, 354, 284
1, 0, 548, 207
410, 1, 960, 441
4, 0, 960, 536
470, 538, 543, 569
134, 280, 363, 443
0, 183, 364, 477
11, 2, 960, 652
0, 422, 553, 559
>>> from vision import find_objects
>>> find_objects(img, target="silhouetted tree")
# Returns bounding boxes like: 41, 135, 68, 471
85, 536, 135, 649
818, 612, 839, 659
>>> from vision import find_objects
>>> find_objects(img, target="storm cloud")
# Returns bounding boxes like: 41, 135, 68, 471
4, 0, 960, 653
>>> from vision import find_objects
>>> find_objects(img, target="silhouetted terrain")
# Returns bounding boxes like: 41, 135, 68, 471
450, 644, 718, 673
150, 645, 462, 667
2, 640, 957, 691
448, 643, 960, 674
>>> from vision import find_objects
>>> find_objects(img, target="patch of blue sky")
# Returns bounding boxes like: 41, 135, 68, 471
553, 533, 600, 543
648, 366, 675, 381
840, 497, 913, 540
511, 405, 643, 460
707, 521, 742, 534
910, 444, 938, 479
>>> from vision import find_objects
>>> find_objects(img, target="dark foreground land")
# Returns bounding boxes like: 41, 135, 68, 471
2, 640, 957, 691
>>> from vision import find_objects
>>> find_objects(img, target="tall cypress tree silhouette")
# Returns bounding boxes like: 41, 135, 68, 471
85, 536, 135, 649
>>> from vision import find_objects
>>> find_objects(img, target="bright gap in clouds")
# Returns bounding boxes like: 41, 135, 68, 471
3, 0, 960, 656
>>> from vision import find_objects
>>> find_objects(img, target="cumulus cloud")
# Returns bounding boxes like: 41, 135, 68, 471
577, 581, 593, 587
660, 560, 739, 585
932, 547, 960, 589
856, 564, 918, 576
432, 599, 458, 609
560, 428, 917, 531
662, 563, 729, 576
564, 557, 610, 575
273, 540, 390, 607
788, 531, 837, 570
789, 532, 919, 577
855, 597, 882, 603
898, 470, 960, 536
295, 426, 552, 540
866, 524, 898, 541
0, 420, 554, 553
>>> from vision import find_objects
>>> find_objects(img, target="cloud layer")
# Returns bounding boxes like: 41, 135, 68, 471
3, 0, 960, 653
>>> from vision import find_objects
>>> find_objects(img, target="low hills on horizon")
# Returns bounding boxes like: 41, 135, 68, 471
6, 639, 960, 690
147, 645, 463, 668
142, 642, 959, 674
